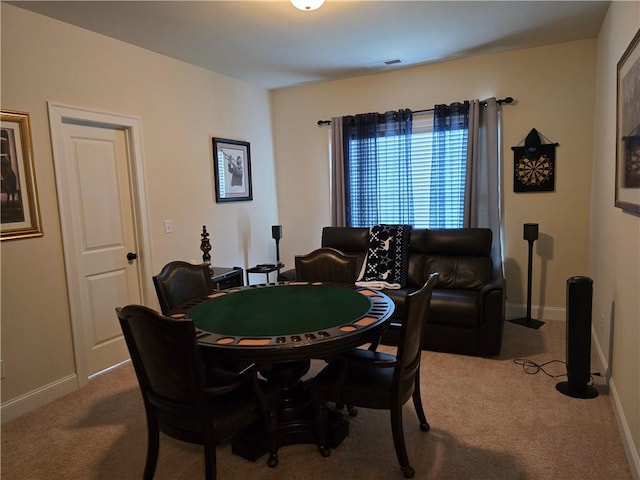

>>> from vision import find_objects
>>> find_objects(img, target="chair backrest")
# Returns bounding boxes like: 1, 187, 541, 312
294, 247, 359, 284
117, 305, 209, 418
153, 261, 214, 314
419, 228, 493, 289
394, 273, 439, 393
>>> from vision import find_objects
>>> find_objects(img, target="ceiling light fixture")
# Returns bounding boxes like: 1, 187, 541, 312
290, 0, 325, 11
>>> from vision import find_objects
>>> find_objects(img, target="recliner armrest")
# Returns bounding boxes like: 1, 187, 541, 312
479, 276, 505, 295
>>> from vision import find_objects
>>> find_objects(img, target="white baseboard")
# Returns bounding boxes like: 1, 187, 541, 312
1, 373, 78, 424
592, 332, 640, 480
506, 302, 566, 322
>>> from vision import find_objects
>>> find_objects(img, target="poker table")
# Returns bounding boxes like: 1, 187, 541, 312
184, 281, 395, 459
188, 282, 395, 363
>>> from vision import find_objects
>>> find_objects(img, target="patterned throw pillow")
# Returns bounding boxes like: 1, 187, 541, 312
356, 224, 412, 289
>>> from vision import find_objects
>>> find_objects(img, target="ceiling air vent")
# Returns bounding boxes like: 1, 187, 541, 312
366, 58, 404, 70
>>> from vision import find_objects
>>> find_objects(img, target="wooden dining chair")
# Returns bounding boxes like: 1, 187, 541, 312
273, 248, 360, 386
309, 273, 439, 479
153, 261, 214, 316
294, 247, 359, 284
116, 304, 280, 480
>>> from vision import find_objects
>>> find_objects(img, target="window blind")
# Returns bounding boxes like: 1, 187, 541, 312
346, 113, 467, 228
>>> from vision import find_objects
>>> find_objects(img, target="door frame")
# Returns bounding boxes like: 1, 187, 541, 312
47, 102, 154, 387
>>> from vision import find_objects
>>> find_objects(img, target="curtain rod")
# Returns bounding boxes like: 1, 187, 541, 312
316, 97, 515, 126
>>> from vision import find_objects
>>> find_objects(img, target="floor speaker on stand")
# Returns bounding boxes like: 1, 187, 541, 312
509, 223, 545, 329
272, 225, 284, 278
556, 276, 598, 399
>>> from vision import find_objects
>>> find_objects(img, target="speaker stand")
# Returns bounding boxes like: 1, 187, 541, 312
509, 316, 545, 329
509, 236, 545, 329
274, 237, 282, 279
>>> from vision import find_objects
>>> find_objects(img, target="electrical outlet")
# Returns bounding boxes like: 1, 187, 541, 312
164, 219, 173, 234
600, 313, 605, 332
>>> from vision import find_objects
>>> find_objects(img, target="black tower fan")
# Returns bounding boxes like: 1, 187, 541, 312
556, 276, 599, 399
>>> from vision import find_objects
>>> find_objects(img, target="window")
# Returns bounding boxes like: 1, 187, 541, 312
345, 113, 468, 228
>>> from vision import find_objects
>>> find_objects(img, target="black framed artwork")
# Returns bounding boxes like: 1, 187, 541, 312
615, 28, 640, 214
212, 137, 253, 203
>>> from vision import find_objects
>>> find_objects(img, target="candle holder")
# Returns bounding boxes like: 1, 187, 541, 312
200, 225, 212, 274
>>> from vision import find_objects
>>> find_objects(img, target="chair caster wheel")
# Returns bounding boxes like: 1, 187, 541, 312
267, 453, 278, 468
402, 465, 415, 478
318, 445, 331, 457
347, 406, 358, 417
420, 422, 430, 432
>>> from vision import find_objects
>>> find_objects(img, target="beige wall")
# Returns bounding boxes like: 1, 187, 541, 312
1, 5, 279, 407
2, 2, 638, 473
590, 1, 640, 471
271, 39, 597, 316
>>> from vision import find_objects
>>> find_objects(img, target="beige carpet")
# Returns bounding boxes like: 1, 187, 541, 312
1, 320, 632, 480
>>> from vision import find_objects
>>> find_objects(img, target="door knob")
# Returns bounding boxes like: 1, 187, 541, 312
127, 252, 137, 261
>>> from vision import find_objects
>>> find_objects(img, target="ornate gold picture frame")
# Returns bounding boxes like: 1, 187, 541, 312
1, 110, 43, 240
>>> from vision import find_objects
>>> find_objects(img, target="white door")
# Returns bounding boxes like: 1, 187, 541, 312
48, 104, 153, 384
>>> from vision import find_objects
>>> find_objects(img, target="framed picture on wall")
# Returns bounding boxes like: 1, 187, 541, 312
1, 110, 43, 240
615, 29, 640, 214
212, 137, 253, 203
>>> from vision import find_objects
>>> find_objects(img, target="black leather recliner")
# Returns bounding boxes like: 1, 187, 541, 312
317, 226, 506, 356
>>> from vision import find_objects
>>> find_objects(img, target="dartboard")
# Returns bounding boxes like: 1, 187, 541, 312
512, 138, 556, 192
516, 155, 552, 186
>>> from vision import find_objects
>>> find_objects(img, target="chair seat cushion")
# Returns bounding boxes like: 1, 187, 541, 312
311, 352, 395, 410
383, 288, 481, 329
209, 380, 279, 439
429, 290, 480, 328
155, 380, 278, 442
347, 348, 396, 364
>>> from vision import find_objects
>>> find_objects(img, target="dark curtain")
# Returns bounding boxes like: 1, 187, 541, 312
431, 102, 469, 227
342, 109, 413, 227
466, 98, 503, 271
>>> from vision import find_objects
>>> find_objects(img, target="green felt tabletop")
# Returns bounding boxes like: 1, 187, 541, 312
188, 284, 371, 337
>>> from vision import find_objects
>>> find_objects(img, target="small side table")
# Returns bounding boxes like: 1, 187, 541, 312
211, 266, 243, 290
246, 264, 281, 285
